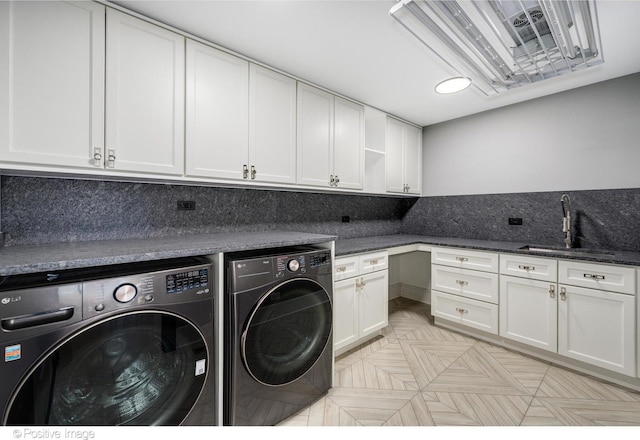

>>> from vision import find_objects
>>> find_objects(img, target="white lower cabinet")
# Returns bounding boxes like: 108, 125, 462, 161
334, 252, 388, 354
499, 275, 558, 352
558, 284, 635, 376
499, 254, 637, 377
431, 247, 499, 335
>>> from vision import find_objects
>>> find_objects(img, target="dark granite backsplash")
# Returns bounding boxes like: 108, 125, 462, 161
402, 188, 640, 252
1, 176, 639, 252
0, 176, 415, 246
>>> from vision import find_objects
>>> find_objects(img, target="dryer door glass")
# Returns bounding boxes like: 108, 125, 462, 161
5, 312, 208, 425
242, 278, 332, 386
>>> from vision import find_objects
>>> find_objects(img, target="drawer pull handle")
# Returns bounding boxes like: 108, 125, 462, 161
549, 285, 556, 298
560, 287, 567, 301
370, 259, 379, 265
455, 257, 469, 262
455, 308, 468, 314
518, 265, 536, 271
456, 280, 468, 286
336, 267, 347, 272
583, 273, 605, 280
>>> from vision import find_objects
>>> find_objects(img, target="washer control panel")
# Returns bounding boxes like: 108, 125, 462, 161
83, 263, 211, 319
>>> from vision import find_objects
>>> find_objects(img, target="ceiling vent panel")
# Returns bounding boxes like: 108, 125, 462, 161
390, 0, 604, 96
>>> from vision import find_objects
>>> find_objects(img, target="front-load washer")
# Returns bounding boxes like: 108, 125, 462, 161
0, 257, 216, 426
224, 246, 333, 426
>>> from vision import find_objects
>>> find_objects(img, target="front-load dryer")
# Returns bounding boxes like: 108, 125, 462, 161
224, 246, 333, 426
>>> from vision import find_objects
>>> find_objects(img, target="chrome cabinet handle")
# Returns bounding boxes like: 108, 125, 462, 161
549, 285, 556, 298
456, 280, 468, 286
455, 308, 468, 314
560, 287, 567, 301
329, 175, 335, 186
243, 165, 249, 179
250, 165, 256, 180
519, 265, 536, 271
336, 266, 347, 273
455, 257, 469, 262
369, 259, 379, 265
334, 175, 340, 186
93, 148, 103, 167
584, 273, 605, 280
107, 149, 116, 168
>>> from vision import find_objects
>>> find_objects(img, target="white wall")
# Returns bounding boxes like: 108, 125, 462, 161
422, 73, 640, 197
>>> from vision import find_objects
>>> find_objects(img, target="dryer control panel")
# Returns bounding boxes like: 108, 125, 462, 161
228, 248, 332, 293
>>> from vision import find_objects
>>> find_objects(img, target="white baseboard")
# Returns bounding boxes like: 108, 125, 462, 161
389, 283, 430, 305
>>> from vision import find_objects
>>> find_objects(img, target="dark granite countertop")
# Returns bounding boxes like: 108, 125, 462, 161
1, 232, 638, 278
0, 231, 337, 276
335, 234, 640, 267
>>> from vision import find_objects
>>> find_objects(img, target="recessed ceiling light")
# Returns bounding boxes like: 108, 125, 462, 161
435, 77, 472, 94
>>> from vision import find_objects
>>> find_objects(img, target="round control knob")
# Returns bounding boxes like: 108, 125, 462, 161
287, 259, 300, 272
114, 283, 137, 303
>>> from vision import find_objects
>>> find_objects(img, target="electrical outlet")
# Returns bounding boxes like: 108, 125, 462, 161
177, 200, 196, 210
341, 215, 350, 223
508, 217, 523, 226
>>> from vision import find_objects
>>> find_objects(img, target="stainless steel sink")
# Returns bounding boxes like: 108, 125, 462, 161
519, 245, 615, 259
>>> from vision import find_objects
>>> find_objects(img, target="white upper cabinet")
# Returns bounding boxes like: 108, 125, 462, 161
185, 39, 249, 179
386, 116, 422, 195
105, 9, 185, 175
333, 96, 364, 190
0, 1, 105, 169
297, 83, 334, 187
249, 64, 297, 184
403, 123, 422, 194
186, 46, 296, 184
297, 82, 363, 190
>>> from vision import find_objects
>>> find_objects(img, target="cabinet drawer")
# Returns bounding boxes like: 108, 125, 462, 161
360, 251, 388, 273
432, 265, 499, 304
334, 255, 359, 281
500, 254, 557, 282
558, 261, 636, 295
432, 291, 498, 335
431, 247, 498, 273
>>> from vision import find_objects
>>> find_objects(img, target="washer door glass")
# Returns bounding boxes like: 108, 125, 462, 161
6, 312, 208, 426
242, 278, 332, 386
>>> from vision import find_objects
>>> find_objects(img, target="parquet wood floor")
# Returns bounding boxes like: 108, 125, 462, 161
279, 297, 640, 427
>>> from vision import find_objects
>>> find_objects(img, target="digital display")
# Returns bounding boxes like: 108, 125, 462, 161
310, 252, 331, 268
166, 268, 208, 294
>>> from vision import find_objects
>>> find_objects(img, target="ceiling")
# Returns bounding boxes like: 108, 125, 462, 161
111, 0, 640, 127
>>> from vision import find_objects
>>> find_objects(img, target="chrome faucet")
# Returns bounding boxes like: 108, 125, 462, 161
560, 193, 572, 248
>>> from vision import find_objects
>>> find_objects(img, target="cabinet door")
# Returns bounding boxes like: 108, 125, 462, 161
0, 1, 105, 169
359, 270, 389, 338
499, 276, 558, 352
333, 97, 364, 190
333, 278, 359, 352
385, 117, 405, 193
297, 83, 333, 187
106, 9, 184, 175
185, 40, 249, 179
558, 284, 636, 376
249, 64, 296, 184
403, 123, 422, 195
